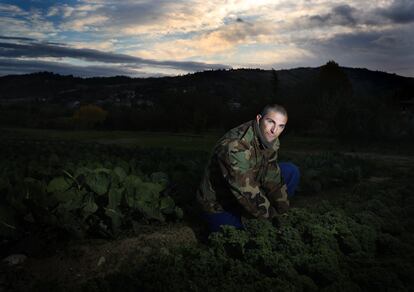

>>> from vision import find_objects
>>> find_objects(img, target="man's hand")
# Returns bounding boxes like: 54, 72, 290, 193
271, 212, 288, 228
267, 184, 290, 214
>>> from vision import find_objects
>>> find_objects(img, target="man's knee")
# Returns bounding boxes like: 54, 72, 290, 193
279, 162, 300, 179
279, 162, 300, 197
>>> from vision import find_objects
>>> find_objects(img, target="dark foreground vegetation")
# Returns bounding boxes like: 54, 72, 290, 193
1, 132, 413, 291
1, 61, 413, 290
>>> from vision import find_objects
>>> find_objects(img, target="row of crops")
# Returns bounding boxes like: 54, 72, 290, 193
0, 139, 206, 241
0, 137, 370, 241
1, 135, 413, 291
89, 164, 414, 291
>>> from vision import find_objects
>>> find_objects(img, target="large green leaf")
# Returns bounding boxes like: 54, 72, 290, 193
82, 194, 98, 219
113, 166, 127, 182
55, 188, 77, 203
160, 196, 175, 215
47, 177, 71, 193
117, 159, 130, 174
94, 168, 112, 174
137, 182, 163, 202
74, 166, 92, 178
59, 189, 87, 211
124, 175, 143, 188
105, 208, 123, 234
174, 206, 184, 219
123, 178, 165, 221
85, 172, 110, 195
124, 175, 145, 207
151, 172, 169, 188
136, 182, 164, 221
108, 187, 124, 209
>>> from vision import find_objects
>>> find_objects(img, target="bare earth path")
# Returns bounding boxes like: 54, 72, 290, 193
1, 224, 197, 291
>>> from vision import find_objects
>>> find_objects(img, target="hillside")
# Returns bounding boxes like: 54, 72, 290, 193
0, 64, 413, 138
1, 66, 413, 104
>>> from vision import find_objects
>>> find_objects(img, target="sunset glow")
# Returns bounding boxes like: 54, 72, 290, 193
0, 0, 413, 77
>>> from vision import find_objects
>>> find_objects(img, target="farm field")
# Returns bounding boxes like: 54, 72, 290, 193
0, 128, 413, 291
4, 127, 414, 155
0, 127, 222, 152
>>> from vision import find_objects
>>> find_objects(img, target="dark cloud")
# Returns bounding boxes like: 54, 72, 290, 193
309, 4, 357, 26
332, 5, 357, 25
0, 37, 231, 76
318, 29, 412, 53
309, 14, 330, 23
62, 0, 188, 31
0, 35, 34, 41
213, 20, 265, 44
105, 0, 176, 25
0, 58, 153, 77
304, 28, 414, 76
379, 0, 414, 23
0, 35, 65, 46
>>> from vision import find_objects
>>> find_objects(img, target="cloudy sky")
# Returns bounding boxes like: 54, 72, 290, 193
0, 0, 413, 77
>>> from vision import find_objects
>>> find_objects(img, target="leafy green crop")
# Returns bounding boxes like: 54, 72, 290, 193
0, 140, 192, 239
1, 137, 413, 291
90, 174, 414, 291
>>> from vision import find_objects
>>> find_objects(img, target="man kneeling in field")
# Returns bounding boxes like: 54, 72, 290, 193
197, 104, 300, 232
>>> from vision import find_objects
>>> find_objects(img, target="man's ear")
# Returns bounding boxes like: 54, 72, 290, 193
256, 114, 262, 123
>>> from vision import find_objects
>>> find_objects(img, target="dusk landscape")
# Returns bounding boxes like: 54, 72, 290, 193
0, 1, 414, 291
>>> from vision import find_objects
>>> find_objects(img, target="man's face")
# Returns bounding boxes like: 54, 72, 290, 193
256, 111, 288, 143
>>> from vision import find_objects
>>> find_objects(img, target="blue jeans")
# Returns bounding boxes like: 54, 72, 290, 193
204, 162, 300, 232
279, 162, 300, 198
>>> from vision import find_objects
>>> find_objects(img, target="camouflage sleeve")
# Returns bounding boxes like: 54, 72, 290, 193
216, 140, 274, 219
262, 160, 290, 214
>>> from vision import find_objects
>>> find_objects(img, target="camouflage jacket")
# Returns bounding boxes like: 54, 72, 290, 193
197, 120, 289, 219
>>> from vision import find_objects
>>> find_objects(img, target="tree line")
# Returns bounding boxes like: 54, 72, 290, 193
0, 62, 413, 142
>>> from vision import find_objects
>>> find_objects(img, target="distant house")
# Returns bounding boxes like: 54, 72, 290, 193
66, 100, 80, 109
116, 90, 135, 100
35, 97, 48, 103
111, 89, 137, 107
123, 90, 135, 99
136, 98, 154, 107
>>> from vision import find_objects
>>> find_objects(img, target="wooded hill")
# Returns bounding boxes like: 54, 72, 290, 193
1, 61, 413, 140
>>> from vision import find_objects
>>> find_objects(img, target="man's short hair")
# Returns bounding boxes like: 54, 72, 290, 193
260, 104, 288, 118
